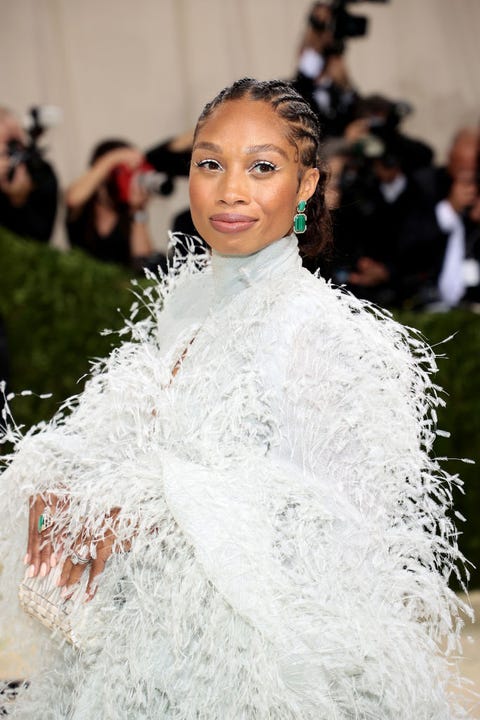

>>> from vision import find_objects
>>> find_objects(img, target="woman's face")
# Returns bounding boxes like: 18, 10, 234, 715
189, 98, 319, 255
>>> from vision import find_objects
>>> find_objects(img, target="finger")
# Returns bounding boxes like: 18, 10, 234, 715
58, 528, 92, 588
127, 150, 143, 168
26, 496, 46, 575
25, 496, 36, 565
26, 495, 40, 558
58, 555, 74, 587
85, 556, 107, 601
84, 531, 117, 600
58, 556, 89, 593
38, 534, 56, 576
27, 495, 61, 576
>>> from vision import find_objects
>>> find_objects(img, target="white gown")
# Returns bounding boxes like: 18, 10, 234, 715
0, 234, 472, 718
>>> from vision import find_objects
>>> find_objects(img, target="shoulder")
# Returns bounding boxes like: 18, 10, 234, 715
29, 158, 58, 191
274, 273, 440, 452
270, 268, 434, 381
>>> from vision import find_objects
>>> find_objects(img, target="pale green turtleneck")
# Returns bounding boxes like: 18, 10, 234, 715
210, 234, 301, 301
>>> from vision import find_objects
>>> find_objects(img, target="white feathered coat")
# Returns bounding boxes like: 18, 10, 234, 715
0, 235, 470, 719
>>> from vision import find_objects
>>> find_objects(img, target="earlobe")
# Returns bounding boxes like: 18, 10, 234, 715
300, 168, 320, 202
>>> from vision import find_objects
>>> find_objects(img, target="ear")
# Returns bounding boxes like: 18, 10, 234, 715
298, 167, 320, 203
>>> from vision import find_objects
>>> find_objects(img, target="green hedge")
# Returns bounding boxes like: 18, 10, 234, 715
0, 229, 479, 587
396, 309, 480, 588
0, 229, 135, 426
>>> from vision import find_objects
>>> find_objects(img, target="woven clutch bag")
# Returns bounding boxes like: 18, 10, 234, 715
18, 563, 86, 646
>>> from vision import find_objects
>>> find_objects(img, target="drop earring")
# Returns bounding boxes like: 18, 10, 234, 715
293, 200, 307, 234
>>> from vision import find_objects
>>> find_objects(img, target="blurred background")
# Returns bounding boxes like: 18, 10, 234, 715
1, 0, 479, 249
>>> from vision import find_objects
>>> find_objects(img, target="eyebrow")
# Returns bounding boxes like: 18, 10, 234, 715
192, 141, 289, 160
193, 141, 222, 153
246, 144, 289, 160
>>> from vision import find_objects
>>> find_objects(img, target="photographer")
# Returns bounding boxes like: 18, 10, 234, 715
0, 106, 58, 243
66, 138, 159, 272
293, 2, 359, 138
414, 126, 480, 306
319, 126, 446, 309
344, 94, 434, 175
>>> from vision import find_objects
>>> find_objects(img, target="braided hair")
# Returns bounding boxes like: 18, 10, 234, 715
194, 78, 332, 257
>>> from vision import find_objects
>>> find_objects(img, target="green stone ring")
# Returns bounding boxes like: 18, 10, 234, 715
38, 510, 52, 534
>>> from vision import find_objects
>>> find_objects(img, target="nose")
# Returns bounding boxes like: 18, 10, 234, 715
217, 167, 249, 205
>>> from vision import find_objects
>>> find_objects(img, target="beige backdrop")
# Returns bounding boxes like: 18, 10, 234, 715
1, 0, 479, 249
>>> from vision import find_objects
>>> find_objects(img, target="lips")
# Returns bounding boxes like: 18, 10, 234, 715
209, 213, 257, 234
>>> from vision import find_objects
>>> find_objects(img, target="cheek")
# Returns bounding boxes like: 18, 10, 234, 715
189, 176, 209, 226
258, 184, 297, 220
188, 176, 201, 209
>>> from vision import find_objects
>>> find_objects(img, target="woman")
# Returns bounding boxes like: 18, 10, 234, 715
0, 79, 470, 718
65, 139, 155, 270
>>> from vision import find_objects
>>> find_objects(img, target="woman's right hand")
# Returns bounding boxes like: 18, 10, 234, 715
65, 147, 144, 210
25, 494, 60, 578
100, 147, 144, 173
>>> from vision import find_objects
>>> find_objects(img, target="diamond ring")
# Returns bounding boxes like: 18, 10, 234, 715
70, 545, 90, 565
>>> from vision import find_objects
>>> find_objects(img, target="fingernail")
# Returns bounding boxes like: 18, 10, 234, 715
61, 587, 70, 599
39, 562, 47, 577
23, 553, 30, 565
50, 553, 57, 568
28, 564, 35, 578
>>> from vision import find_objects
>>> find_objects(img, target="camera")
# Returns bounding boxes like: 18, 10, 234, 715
112, 138, 194, 202
112, 161, 173, 203
309, 0, 389, 42
5, 105, 61, 182
5, 139, 35, 181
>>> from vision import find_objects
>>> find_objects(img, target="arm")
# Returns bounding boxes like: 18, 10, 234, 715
127, 174, 154, 262
279, 291, 465, 601
7, 339, 163, 585
293, 5, 333, 101
65, 147, 144, 211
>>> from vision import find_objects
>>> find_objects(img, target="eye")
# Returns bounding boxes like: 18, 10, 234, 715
194, 158, 222, 171
250, 161, 278, 175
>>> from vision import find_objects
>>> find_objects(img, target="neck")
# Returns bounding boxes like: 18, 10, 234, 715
211, 234, 300, 300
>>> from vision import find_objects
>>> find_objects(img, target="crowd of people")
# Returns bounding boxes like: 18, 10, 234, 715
292, 2, 480, 310
1, 1, 479, 312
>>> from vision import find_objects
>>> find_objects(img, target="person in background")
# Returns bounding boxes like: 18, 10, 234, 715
344, 94, 434, 176
65, 139, 155, 272
293, 2, 359, 138
306, 132, 446, 309
330, 141, 446, 308
0, 106, 58, 243
0, 106, 59, 415
414, 126, 480, 307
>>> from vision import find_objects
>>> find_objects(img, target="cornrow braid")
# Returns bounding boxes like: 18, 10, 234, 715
194, 78, 332, 257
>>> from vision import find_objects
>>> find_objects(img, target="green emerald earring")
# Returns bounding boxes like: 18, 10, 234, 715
293, 200, 307, 234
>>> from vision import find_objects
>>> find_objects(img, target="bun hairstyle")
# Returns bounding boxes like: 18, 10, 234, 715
194, 78, 332, 257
